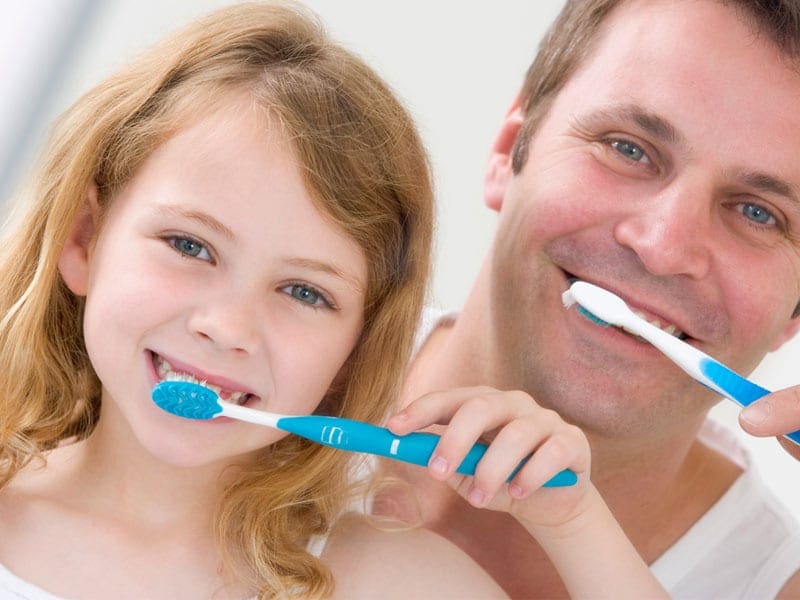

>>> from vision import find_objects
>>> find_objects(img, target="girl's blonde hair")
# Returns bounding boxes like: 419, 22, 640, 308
0, 2, 433, 597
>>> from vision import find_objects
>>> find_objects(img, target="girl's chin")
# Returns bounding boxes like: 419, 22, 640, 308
133, 427, 272, 470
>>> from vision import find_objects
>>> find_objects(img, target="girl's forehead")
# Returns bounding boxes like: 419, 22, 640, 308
113, 100, 368, 286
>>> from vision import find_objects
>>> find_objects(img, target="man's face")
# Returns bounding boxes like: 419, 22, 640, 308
486, 0, 800, 437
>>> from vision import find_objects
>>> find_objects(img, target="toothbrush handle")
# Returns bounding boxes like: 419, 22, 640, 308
701, 360, 800, 446
277, 415, 577, 487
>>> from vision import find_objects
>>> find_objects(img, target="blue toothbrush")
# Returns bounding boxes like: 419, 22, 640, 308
151, 380, 578, 486
562, 280, 800, 446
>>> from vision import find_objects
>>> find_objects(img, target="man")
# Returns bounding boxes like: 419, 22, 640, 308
382, 0, 800, 597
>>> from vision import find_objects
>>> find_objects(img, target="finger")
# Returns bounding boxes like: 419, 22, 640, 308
740, 389, 800, 437
386, 387, 498, 435
387, 387, 536, 435
426, 393, 531, 481
506, 426, 590, 500
463, 415, 547, 507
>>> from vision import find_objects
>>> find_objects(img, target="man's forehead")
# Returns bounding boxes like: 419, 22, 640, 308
557, 0, 800, 170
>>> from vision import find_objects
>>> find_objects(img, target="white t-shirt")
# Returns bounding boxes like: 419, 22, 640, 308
651, 419, 800, 598
416, 308, 800, 599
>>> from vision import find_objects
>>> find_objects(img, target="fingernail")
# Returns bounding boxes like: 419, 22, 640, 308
742, 400, 772, 426
390, 411, 409, 422
508, 483, 525, 499
430, 455, 449, 476
468, 488, 486, 507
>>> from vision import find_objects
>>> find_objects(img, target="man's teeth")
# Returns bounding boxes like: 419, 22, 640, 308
155, 356, 250, 405
626, 310, 684, 339
565, 277, 687, 340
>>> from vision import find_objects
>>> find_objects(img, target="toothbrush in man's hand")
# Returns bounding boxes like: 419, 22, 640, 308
562, 280, 800, 446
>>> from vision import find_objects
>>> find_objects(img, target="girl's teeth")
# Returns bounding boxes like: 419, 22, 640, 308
155, 355, 250, 404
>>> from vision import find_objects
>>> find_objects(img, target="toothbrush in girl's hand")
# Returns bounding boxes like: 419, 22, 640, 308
562, 280, 800, 447
151, 380, 578, 486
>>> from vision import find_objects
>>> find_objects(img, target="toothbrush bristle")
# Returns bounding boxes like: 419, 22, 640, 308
576, 304, 612, 328
151, 381, 222, 420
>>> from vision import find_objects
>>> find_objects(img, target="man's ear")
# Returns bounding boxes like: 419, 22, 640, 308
58, 183, 100, 296
484, 98, 524, 213
769, 315, 800, 352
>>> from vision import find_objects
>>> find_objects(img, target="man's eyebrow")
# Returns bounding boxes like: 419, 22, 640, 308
155, 205, 235, 240
739, 171, 799, 204
286, 257, 365, 293
575, 104, 685, 147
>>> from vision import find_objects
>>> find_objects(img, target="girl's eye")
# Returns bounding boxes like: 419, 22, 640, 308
736, 202, 777, 227
168, 236, 213, 261
282, 284, 333, 309
610, 139, 649, 164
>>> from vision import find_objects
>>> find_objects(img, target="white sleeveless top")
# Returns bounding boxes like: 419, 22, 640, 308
0, 535, 329, 599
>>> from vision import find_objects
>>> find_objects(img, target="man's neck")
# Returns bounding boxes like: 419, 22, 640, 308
391, 305, 743, 598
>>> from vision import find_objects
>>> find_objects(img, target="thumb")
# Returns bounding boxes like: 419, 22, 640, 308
739, 387, 800, 437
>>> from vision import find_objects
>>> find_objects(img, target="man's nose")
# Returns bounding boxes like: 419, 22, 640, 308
613, 180, 713, 279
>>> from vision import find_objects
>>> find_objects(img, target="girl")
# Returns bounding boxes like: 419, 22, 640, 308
0, 2, 665, 598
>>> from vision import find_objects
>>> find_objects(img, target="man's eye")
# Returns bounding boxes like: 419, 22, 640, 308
169, 236, 212, 261
737, 202, 777, 227
283, 284, 332, 309
610, 140, 648, 163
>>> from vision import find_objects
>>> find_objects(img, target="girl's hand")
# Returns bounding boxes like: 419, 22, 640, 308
740, 389, 800, 461
386, 386, 592, 532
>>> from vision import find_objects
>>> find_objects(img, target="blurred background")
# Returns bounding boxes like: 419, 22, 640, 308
2, 0, 798, 513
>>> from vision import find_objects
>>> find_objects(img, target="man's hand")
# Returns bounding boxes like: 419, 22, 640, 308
739, 387, 800, 460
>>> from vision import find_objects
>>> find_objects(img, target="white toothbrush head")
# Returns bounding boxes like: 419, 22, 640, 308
560, 281, 800, 447
562, 281, 640, 332
562, 280, 716, 387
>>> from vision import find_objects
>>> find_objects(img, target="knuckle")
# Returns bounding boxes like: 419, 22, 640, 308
537, 408, 561, 429
509, 389, 537, 407
464, 394, 494, 414
791, 387, 800, 412
542, 436, 572, 464
501, 419, 535, 445
566, 423, 588, 444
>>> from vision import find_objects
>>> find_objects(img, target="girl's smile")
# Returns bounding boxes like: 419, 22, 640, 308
62, 94, 369, 466
149, 351, 259, 407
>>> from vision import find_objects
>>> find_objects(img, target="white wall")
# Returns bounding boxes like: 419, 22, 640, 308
3, 0, 798, 513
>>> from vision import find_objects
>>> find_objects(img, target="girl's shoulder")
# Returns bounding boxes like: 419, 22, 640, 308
322, 513, 508, 599
0, 442, 90, 570
0, 441, 86, 505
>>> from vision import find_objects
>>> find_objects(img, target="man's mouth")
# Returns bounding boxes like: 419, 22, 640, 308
153, 353, 255, 406
565, 275, 688, 341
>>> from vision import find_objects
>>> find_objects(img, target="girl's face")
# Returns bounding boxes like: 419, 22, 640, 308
60, 98, 368, 467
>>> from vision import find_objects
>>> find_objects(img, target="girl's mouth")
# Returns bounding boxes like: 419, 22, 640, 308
152, 353, 255, 406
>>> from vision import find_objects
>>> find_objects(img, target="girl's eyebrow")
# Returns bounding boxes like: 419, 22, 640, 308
155, 205, 235, 240
286, 257, 365, 293
154, 204, 364, 292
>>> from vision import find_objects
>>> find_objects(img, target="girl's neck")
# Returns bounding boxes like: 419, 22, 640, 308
65, 403, 240, 530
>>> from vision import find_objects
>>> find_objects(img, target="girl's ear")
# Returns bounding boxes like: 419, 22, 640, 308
58, 183, 101, 296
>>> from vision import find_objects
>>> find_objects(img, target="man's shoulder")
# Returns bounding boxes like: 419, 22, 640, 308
777, 568, 800, 599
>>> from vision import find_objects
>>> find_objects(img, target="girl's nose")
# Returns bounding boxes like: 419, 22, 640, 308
187, 293, 263, 355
